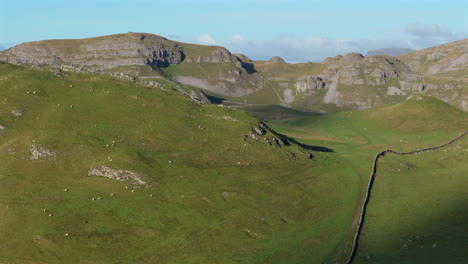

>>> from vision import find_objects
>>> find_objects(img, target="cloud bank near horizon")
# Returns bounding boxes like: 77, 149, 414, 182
192, 23, 466, 62
0, 23, 465, 63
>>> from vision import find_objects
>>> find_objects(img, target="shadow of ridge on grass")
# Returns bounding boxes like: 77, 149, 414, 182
354, 194, 468, 264
269, 126, 334, 153
201, 90, 225, 104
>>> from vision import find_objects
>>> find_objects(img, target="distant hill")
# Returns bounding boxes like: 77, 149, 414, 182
399, 38, 468, 77
0, 33, 466, 112
366, 48, 416, 57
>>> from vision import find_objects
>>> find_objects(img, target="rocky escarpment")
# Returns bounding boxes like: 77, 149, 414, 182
0, 33, 185, 69
326, 53, 421, 86
1, 33, 465, 112
260, 52, 428, 110
185, 48, 233, 63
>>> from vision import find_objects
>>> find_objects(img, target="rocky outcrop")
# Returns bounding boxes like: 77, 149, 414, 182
294, 76, 326, 92
0, 33, 185, 70
185, 48, 232, 63
30, 144, 57, 160
268, 56, 286, 64
234, 53, 252, 62
88, 165, 148, 186
244, 122, 268, 140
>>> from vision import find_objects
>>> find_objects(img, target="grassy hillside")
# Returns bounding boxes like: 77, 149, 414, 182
399, 38, 467, 77
264, 95, 467, 263
0, 63, 360, 264
354, 135, 468, 264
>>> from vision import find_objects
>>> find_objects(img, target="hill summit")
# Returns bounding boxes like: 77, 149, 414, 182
0, 33, 466, 112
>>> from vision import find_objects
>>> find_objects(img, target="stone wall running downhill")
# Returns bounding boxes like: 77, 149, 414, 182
345, 131, 467, 264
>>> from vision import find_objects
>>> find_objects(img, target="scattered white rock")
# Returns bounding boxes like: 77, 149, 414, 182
88, 165, 148, 186
0, 125, 5, 132
11, 109, 23, 116
64, 188, 68, 192
30, 144, 57, 160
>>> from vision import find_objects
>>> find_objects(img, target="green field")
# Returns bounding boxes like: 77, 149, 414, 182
0, 62, 466, 263
354, 135, 468, 263
262, 96, 467, 263
0, 63, 359, 263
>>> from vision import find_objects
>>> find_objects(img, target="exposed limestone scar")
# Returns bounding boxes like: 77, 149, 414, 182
323, 74, 340, 104
88, 165, 148, 186
30, 144, 57, 160
346, 131, 467, 264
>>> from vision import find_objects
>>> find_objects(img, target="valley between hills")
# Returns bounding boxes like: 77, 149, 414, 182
0, 33, 466, 264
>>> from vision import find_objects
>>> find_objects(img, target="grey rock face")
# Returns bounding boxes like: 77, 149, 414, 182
294, 76, 326, 92
185, 48, 233, 63
0, 33, 185, 70
88, 165, 147, 186
30, 144, 57, 160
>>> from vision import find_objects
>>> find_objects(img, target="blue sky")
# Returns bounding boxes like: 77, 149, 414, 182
1, 0, 466, 62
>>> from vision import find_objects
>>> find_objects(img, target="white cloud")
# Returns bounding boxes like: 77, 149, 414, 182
196, 34, 217, 45
226, 34, 244, 45
186, 25, 466, 63
403, 23, 467, 51
220, 31, 467, 63
405, 23, 453, 37
223, 35, 362, 62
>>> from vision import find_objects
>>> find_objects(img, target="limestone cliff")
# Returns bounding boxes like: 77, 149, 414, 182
0, 33, 185, 69
0, 33, 466, 112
